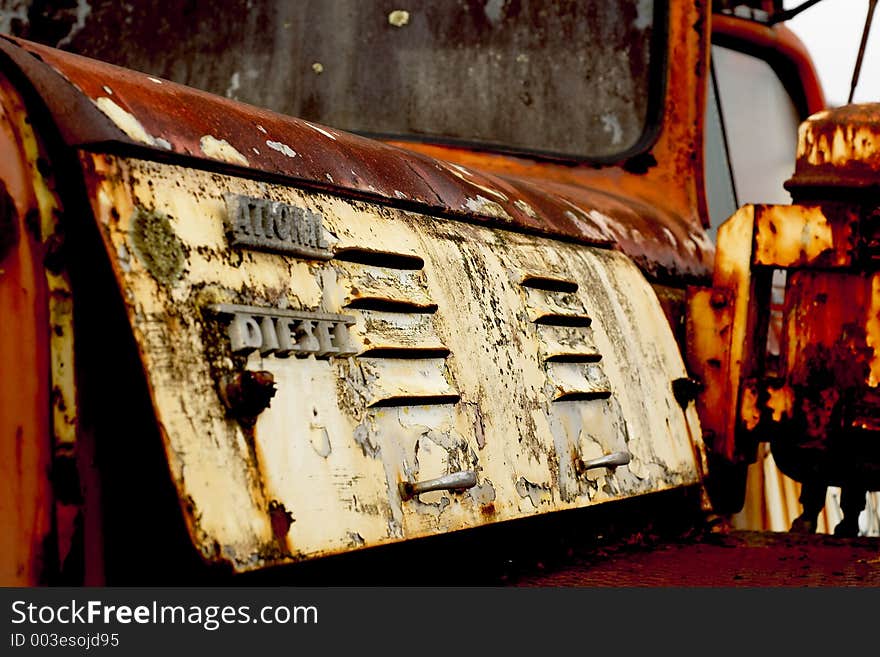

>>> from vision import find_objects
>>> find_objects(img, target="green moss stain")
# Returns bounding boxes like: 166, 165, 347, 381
131, 206, 185, 285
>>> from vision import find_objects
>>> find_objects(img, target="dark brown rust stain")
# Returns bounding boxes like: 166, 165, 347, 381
268, 500, 294, 547
220, 370, 277, 428
0, 180, 18, 262
42, 229, 65, 273
671, 377, 703, 409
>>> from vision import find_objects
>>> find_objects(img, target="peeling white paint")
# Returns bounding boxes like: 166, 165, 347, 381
199, 135, 250, 166
513, 199, 538, 219
303, 121, 337, 140
661, 227, 678, 247
86, 156, 703, 569
693, 234, 712, 259
102, 85, 113, 95
265, 140, 297, 158
443, 163, 508, 202
93, 97, 159, 147
464, 195, 512, 221
587, 209, 617, 236
311, 62, 324, 74
116, 242, 131, 273
147, 77, 163, 85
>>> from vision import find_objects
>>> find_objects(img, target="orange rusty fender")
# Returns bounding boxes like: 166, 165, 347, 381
73, 152, 706, 571
0, 69, 75, 586
0, 34, 713, 286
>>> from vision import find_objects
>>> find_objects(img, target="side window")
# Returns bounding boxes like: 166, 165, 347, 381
705, 45, 802, 227
703, 60, 738, 243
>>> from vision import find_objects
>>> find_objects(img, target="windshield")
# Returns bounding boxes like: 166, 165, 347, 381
291, 0, 664, 160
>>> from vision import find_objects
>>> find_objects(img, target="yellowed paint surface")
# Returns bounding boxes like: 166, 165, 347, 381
83, 154, 704, 571
799, 123, 880, 168
753, 205, 836, 268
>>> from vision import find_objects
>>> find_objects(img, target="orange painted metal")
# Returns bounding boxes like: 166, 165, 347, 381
686, 205, 771, 512
0, 71, 53, 586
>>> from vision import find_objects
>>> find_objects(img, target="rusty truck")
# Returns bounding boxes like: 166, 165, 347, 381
1, 0, 877, 585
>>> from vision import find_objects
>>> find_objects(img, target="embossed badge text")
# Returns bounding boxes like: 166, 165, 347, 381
212, 304, 356, 358
225, 194, 332, 259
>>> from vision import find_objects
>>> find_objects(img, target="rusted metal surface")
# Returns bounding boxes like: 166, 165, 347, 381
78, 152, 705, 571
752, 203, 858, 269
788, 103, 880, 193
0, 27, 714, 286
689, 184, 880, 529
688, 205, 762, 463
0, 69, 57, 585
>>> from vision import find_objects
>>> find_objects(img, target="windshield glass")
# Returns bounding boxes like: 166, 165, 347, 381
292, 0, 663, 160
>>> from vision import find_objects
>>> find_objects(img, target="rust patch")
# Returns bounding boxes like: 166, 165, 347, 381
753, 204, 855, 269
219, 370, 277, 428
766, 383, 794, 423
789, 103, 880, 193
268, 500, 294, 546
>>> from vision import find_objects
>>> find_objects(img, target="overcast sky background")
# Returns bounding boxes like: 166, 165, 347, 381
783, 0, 880, 107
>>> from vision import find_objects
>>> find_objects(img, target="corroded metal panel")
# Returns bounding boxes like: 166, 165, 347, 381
789, 103, 880, 192
82, 153, 704, 571
753, 203, 857, 269
689, 188, 880, 529
0, 69, 75, 585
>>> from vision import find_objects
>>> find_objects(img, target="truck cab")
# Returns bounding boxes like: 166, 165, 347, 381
1, 0, 873, 586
